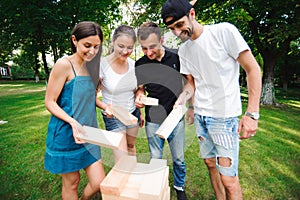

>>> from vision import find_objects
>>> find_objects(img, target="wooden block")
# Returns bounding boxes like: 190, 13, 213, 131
162, 186, 170, 200
119, 186, 139, 200
101, 158, 169, 200
102, 193, 119, 200
112, 105, 138, 126
161, 167, 169, 191
77, 126, 123, 150
138, 166, 169, 200
100, 155, 137, 196
157, 166, 169, 196
119, 163, 149, 200
132, 163, 151, 174
141, 96, 159, 106
155, 105, 187, 139
149, 158, 167, 169
161, 168, 170, 200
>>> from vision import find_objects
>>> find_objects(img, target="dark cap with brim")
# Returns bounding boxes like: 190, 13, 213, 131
161, 0, 193, 26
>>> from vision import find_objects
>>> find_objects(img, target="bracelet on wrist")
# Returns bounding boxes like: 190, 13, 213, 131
188, 105, 194, 110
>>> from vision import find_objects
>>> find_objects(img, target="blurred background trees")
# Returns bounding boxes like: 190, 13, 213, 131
0, 0, 299, 105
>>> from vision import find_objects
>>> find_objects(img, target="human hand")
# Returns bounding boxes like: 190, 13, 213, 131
104, 104, 113, 118
135, 93, 146, 108
238, 115, 258, 139
70, 119, 86, 144
139, 114, 145, 127
186, 107, 194, 125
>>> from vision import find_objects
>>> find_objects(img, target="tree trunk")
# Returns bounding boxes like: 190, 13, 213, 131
51, 44, 58, 63
239, 68, 247, 87
260, 54, 276, 105
35, 74, 40, 83
41, 50, 49, 80
261, 81, 275, 105
34, 55, 40, 83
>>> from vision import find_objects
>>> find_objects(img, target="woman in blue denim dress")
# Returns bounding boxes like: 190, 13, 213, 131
44, 21, 105, 199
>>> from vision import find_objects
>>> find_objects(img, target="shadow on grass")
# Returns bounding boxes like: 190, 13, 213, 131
239, 102, 300, 199
0, 83, 299, 199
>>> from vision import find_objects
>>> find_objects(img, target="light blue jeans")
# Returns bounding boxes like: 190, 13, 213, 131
194, 114, 240, 176
145, 118, 186, 187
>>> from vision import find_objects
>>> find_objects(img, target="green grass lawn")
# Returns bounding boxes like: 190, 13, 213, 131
0, 81, 299, 200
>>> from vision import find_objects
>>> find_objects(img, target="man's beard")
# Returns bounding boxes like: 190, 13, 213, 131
179, 25, 193, 42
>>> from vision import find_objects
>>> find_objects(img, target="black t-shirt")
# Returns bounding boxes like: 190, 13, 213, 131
135, 50, 184, 123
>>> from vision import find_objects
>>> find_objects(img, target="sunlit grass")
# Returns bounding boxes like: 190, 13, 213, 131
0, 81, 299, 200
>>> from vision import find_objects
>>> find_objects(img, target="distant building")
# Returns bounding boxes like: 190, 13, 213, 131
0, 66, 11, 78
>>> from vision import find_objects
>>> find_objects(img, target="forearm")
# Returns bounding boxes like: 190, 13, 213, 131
96, 98, 107, 110
188, 95, 194, 107
246, 70, 262, 112
175, 75, 195, 106
238, 50, 262, 112
181, 75, 195, 102
45, 100, 74, 124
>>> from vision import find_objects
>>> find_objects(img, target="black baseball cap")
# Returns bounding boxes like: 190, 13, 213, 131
161, 0, 193, 26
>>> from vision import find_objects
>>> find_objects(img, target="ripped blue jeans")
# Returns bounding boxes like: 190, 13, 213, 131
194, 114, 240, 176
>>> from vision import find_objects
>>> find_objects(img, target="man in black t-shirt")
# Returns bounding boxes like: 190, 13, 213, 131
135, 22, 193, 200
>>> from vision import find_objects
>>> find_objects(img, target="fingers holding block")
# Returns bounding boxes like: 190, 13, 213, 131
141, 96, 159, 106
111, 105, 138, 126
77, 126, 124, 150
155, 105, 187, 139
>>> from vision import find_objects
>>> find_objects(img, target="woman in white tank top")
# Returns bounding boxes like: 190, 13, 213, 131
98, 25, 143, 163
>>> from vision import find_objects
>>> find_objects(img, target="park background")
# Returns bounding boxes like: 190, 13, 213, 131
0, 0, 299, 199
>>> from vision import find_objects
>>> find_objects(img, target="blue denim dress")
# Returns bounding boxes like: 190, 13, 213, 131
44, 60, 100, 174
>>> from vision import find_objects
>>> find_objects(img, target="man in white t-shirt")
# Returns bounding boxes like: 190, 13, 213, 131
161, 0, 262, 199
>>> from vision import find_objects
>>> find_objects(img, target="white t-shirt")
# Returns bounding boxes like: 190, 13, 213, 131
99, 57, 137, 113
179, 22, 250, 118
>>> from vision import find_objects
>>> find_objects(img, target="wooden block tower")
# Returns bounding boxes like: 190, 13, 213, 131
100, 155, 170, 200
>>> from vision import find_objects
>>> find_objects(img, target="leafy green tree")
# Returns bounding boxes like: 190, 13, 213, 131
277, 39, 300, 90
12, 48, 40, 80
1, 0, 298, 94
194, 0, 300, 105
0, 0, 122, 80
128, 0, 165, 27
133, 0, 299, 105
0, 1, 22, 67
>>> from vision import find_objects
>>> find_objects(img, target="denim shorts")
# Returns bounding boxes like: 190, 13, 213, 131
194, 114, 240, 176
102, 108, 141, 132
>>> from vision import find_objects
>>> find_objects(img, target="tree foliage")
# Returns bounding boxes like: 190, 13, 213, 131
0, 0, 299, 106
132, 0, 300, 105
0, 0, 122, 79
194, 0, 300, 105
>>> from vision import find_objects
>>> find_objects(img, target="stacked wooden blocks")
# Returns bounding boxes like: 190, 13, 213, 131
101, 155, 170, 200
